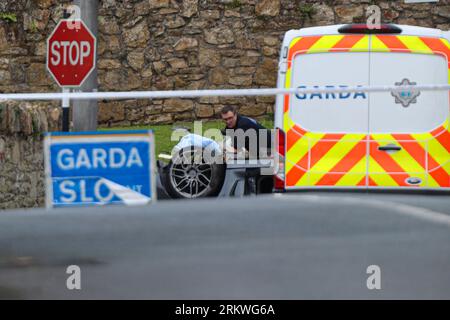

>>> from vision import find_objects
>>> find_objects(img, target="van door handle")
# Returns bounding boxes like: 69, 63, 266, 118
378, 144, 402, 152
279, 62, 288, 74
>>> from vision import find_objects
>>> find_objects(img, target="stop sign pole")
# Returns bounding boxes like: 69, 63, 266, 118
73, 0, 99, 132
47, 16, 97, 131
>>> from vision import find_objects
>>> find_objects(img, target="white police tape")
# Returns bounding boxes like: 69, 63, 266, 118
0, 84, 449, 101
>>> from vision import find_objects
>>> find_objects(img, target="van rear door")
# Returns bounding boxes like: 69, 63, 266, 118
285, 35, 370, 188
368, 35, 450, 188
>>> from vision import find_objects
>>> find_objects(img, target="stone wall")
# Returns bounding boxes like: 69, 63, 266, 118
0, 101, 60, 209
0, 0, 449, 128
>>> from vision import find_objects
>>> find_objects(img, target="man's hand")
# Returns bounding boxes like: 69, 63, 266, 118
222, 136, 237, 153
236, 147, 249, 159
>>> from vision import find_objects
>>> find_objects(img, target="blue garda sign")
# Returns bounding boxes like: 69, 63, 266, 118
44, 130, 156, 208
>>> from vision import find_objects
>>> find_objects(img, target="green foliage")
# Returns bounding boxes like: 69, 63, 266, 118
32, 117, 39, 133
0, 12, 17, 23
298, 3, 317, 20
256, 15, 270, 21
30, 20, 38, 33
226, 0, 242, 10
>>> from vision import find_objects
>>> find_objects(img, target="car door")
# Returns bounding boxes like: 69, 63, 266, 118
368, 35, 450, 188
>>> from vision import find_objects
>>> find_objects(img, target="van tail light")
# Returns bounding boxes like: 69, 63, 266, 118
274, 128, 286, 192
338, 24, 402, 34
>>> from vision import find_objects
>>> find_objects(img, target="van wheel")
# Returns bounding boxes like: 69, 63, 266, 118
163, 147, 225, 199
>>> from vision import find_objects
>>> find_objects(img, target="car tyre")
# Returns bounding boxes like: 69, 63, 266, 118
163, 146, 225, 199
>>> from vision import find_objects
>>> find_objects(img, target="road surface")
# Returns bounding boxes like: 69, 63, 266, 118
0, 192, 449, 299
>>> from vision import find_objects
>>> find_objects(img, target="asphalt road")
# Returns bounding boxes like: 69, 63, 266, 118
0, 192, 449, 299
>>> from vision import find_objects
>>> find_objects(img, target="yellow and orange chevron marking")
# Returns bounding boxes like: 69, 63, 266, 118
284, 34, 450, 189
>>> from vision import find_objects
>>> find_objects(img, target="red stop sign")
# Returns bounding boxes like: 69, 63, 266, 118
47, 19, 96, 87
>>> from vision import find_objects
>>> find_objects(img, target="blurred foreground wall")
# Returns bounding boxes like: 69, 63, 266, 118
0, 101, 60, 209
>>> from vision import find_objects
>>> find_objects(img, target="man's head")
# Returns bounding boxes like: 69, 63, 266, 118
221, 106, 238, 128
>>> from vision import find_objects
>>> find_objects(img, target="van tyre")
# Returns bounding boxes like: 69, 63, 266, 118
163, 146, 225, 199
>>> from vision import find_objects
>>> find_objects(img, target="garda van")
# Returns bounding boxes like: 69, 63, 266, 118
274, 24, 450, 191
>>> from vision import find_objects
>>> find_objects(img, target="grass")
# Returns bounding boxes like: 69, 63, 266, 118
99, 117, 274, 157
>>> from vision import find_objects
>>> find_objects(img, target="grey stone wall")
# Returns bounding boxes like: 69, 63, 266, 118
0, 0, 449, 127
0, 101, 60, 209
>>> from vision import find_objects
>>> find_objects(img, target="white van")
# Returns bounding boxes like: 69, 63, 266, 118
274, 24, 450, 191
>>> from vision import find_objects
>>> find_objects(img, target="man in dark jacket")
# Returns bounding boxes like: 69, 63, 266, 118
220, 105, 272, 194
220, 105, 272, 159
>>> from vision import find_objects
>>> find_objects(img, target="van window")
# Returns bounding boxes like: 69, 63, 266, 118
289, 52, 370, 133
369, 52, 448, 133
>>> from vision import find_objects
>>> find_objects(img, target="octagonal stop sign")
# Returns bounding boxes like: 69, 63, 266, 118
47, 19, 96, 87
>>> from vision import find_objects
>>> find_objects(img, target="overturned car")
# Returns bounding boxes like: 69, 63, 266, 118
156, 132, 275, 199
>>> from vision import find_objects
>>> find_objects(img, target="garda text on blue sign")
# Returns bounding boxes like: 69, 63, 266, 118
44, 130, 156, 208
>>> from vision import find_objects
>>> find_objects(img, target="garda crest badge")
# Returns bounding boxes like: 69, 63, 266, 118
391, 78, 420, 108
